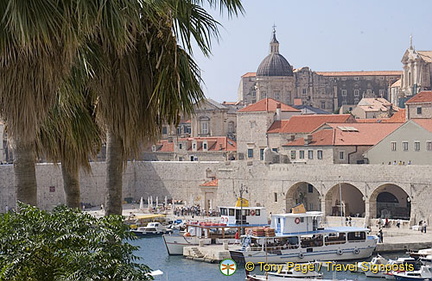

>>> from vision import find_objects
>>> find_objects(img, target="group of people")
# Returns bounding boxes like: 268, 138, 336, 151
419, 220, 428, 233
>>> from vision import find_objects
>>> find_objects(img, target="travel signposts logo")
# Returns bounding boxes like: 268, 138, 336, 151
219, 259, 237, 276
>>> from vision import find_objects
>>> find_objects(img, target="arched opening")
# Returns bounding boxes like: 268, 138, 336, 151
325, 183, 365, 218
370, 184, 410, 219
285, 182, 321, 212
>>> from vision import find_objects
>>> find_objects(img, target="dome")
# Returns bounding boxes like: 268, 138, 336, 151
256, 27, 293, 77
257, 53, 293, 76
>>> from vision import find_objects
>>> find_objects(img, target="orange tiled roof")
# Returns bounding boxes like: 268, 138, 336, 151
412, 119, 432, 133
316, 71, 402, 77
383, 109, 406, 123
283, 122, 402, 147
267, 120, 289, 133
268, 114, 355, 134
242, 72, 256, 78
154, 137, 236, 152
238, 98, 300, 113
405, 91, 432, 103
200, 178, 218, 187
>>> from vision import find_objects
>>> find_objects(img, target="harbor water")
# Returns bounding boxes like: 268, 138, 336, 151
131, 236, 411, 281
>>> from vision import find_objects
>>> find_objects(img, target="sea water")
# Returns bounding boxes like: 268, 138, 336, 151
131, 236, 409, 281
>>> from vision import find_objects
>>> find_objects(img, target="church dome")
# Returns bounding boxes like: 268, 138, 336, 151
257, 53, 293, 76
256, 28, 293, 77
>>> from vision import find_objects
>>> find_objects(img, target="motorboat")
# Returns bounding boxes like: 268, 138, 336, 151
409, 248, 432, 259
361, 255, 390, 278
385, 257, 420, 280
131, 222, 173, 236
230, 211, 378, 264
163, 204, 269, 255
266, 263, 323, 279
393, 265, 432, 281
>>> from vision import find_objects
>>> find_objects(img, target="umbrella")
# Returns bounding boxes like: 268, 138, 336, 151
139, 197, 144, 210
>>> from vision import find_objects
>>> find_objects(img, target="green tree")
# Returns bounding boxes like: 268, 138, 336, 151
0, 0, 141, 207
0, 203, 152, 281
93, 0, 244, 215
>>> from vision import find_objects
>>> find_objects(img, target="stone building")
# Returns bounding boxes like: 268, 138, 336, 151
400, 40, 432, 102
238, 28, 401, 112
405, 91, 432, 119
350, 98, 397, 119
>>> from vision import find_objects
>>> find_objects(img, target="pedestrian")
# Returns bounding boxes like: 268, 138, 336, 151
423, 221, 428, 233
396, 219, 401, 228
379, 229, 384, 243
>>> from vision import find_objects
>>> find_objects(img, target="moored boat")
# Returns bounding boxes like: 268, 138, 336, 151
230, 211, 378, 264
393, 265, 432, 281
131, 222, 173, 236
162, 205, 268, 255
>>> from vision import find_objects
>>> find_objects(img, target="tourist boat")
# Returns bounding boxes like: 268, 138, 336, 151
131, 222, 173, 236
393, 265, 432, 281
162, 204, 268, 255
230, 211, 378, 264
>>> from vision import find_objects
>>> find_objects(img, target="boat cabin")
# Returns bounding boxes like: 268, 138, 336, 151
219, 206, 268, 226
270, 211, 323, 235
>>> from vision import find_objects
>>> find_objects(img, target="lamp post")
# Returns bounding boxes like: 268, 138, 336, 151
239, 184, 248, 235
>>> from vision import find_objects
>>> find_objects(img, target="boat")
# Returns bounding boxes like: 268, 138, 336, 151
162, 205, 268, 255
265, 262, 323, 279
131, 222, 173, 236
393, 265, 432, 281
360, 255, 390, 278
230, 211, 378, 264
409, 248, 432, 259
384, 257, 419, 280
246, 274, 344, 281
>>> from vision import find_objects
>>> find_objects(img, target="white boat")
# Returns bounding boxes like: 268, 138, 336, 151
410, 248, 432, 259
266, 263, 323, 279
360, 255, 390, 278
246, 275, 343, 281
393, 265, 432, 281
162, 205, 268, 255
230, 211, 378, 264
420, 255, 432, 266
131, 222, 173, 236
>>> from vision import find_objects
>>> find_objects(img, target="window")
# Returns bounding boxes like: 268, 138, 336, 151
203, 143, 207, 150
354, 89, 360, 96
299, 150, 305, 159
260, 149, 264, 160
302, 88, 307, 95
417, 107, 422, 115
291, 150, 296, 160
274, 192, 278, 202
339, 151, 344, 160
179, 143, 183, 149
414, 141, 420, 151
391, 141, 396, 151
403, 141, 408, 151
427, 141, 432, 151
308, 150, 313, 159
228, 121, 235, 134
272, 148, 278, 152
321, 101, 326, 109
308, 184, 314, 193
201, 122, 209, 135
341, 89, 347, 96
317, 150, 323, 160
247, 149, 253, 158
162, 126, 168, 134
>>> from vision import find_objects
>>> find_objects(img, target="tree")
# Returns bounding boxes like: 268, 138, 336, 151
36, 65, 104, 209
93, 0, 244, 215
0, 0, 141, 207
0, 203, 152, 280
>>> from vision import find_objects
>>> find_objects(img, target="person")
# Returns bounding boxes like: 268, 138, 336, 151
349, 216, 352, 226
422, 221, 428, 233
378, 229, 384, 243
396, 219, 401, 228
235, 230, 240, 240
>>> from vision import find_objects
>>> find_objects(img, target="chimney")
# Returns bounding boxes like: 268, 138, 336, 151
275, 102, 281, 121
304, 134, 313, 145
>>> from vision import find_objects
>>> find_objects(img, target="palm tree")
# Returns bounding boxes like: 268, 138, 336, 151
0, 1, 140, 207
91, 0, 244, 215
36, 65, 103, 209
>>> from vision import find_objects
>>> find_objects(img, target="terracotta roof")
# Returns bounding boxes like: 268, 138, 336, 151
412, 119, 432, 133
154, 137, 236, 152
383, 109, 406, 123
267, 120, 289, 133
355, 98, 394, 112
242, 72, 256, 78
405, 91, 432, 103
316, 71, 402, 77
283, 122, 402, 147
238, 98, 300, 113
268, 114, 355, 134
200, 178, 218, 187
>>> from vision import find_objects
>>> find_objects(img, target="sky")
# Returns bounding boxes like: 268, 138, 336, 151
191, 0, 432, 103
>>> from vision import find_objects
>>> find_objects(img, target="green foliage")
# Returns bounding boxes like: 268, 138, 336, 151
0, 203, 152, 281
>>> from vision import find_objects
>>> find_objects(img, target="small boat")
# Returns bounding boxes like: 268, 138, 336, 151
266, 263, 323, 279
131, 222, 173, 236
393, 265, 432, 281
246, 274, 343, 281
230, 211, 377, 264
163, 205, 269, 255
362, 255, 390, 278
409, 248, 432, 259
385, 257, 420, 280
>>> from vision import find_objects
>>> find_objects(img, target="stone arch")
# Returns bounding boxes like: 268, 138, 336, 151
285, 182, 321, 212
369, 184, 410, 220
325, 183, 365, 217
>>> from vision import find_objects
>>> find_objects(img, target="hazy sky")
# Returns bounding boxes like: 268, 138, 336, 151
191, 0, 432, 103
